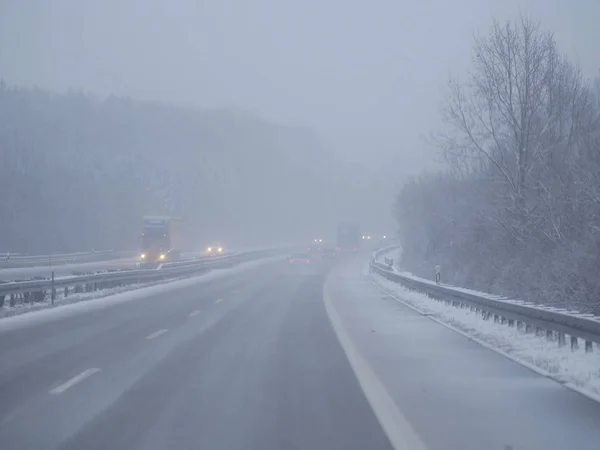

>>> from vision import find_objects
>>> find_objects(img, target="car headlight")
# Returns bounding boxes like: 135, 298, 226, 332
207, 247, 212, 252
218, 247, 223, 252
159, 254, 166, 260
140, 253, 146, 259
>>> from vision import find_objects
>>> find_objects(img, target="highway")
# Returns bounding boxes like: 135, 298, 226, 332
0, 253, 599, 449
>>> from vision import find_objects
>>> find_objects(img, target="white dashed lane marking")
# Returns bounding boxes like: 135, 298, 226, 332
146, 329, 168, 340
49, 368, 100, 395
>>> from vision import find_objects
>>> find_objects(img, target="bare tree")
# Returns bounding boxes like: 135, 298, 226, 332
400, 17, 600, 312
438, 17, 594, 240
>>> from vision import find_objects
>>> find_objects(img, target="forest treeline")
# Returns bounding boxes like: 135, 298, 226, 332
0, 84, 349, 253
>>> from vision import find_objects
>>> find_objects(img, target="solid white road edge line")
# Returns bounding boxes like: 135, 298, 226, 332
146, 328, 168, 340
189, 310, 201, 317
49, 368, 100, 395
215, 298, 223, 304
323, 280, 429, 450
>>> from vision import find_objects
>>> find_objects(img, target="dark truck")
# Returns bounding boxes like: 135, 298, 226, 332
336, 223, 361, 253
139, 216, 182, 263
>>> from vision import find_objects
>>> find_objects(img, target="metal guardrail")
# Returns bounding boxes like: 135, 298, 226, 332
0, 248, 283, 308
371, 252, 600, 353
0, 250, 136, 268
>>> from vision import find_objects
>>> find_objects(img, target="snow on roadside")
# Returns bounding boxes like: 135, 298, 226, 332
0, 256, 283, 332
0, 278, 176, 319
373, 274, 600, 400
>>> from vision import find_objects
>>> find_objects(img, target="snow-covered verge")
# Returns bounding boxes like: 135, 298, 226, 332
0, 256, 282, 331
373, 273, 600, 402
0, 277, 182, 319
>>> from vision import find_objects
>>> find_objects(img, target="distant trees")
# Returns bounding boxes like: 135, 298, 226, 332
0, 86, 340, 253
396, 17, 600, 313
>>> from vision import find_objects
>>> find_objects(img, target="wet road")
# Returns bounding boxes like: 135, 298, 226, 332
1, 253, 600, 450
326, 256, 600, 450
0, 257, 392, 450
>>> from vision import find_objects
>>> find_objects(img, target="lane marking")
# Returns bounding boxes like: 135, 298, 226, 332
189, 309, 202, 317
50, 368, 100, 395
323, 281, 429, 450
215, 298, 223, 304
146, 328, 168, 340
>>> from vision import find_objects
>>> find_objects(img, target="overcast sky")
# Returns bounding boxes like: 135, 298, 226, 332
1, 0, 599, 176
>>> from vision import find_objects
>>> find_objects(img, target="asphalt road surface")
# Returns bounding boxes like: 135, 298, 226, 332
1, 254, 600, 450
0, 257, 392, 450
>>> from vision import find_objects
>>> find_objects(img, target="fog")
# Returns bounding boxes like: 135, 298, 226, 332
1, 0, 599, 254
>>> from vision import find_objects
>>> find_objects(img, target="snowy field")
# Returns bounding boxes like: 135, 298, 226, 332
373, 273, 600, 402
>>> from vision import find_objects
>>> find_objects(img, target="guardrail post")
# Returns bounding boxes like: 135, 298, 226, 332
64, 286, 68, 297
546, 329, 553, 340
570, 335, 578, 351
558, 332, 566, 347
526, 323, 533, 333
434, 265, 441, 285
51, 271, 55, 305
585, 340, 593, 353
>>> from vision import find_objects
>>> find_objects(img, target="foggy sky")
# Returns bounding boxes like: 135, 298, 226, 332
1, 0, 599, 174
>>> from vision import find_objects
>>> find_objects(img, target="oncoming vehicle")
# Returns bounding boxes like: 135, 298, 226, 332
139, 216, 181, 263
206, 244, 224, 256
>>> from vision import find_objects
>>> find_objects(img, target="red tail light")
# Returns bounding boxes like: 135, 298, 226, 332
306, 259, 310, 263
289, 259, 294, 263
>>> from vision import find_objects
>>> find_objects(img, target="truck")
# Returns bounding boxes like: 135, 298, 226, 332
336, 223, 361, 253
139, 216, 182, 263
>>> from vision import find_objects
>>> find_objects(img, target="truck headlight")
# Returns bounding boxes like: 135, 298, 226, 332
140, 253, 146, 259
218, 247, 223, 252
207, 247, 212, 252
